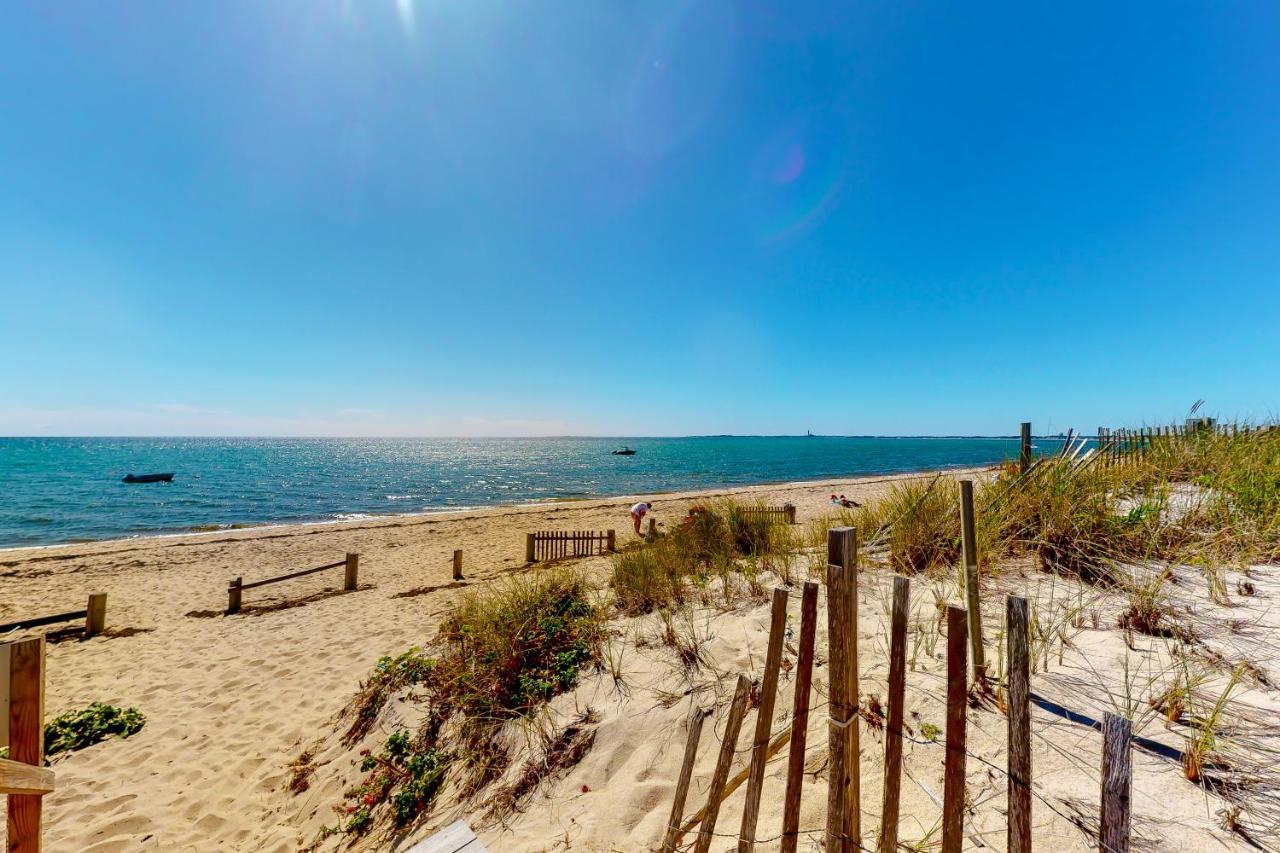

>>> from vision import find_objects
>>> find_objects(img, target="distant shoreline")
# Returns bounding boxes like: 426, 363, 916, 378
0, 462, 996, 557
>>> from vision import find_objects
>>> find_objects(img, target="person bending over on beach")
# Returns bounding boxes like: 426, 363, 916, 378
630, 501, 652, 535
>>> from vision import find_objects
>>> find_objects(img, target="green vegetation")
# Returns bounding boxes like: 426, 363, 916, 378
44, 702, 145, 756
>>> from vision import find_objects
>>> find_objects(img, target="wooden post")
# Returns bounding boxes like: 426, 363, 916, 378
452, 549, 463, 581
1100, 713, 1132, 853
826, 527, 859, 853
1006, 596, 1031, 853
6, 636, 45, 853
785, 503, 797, 524
958, 480, 985, 684
662, 708, 706, 853
694, 674, 752, 853
526, 533, 536, 563
606, 529, 616, 552
647, 518, 657, 540
878, 576, 910, 853
1019, 422, 1032, 474
344, 553, 359, 591
738, 588, 790, 851
84, 593, 107, 637
781, 581, 818, 853
227, 577, 242, 615
941, 606, 968, 853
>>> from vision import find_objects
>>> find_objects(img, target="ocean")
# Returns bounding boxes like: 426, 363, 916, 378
0, 436, 1066, 548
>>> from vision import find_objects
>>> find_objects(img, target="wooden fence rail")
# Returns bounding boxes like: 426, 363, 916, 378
0, 594, 106, 638
227, 554, 358, 614
525, 530, 615, 563
736, 504, 798, 525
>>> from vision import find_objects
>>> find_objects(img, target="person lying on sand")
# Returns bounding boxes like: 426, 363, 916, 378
630, 501, 652, 535
830, 494, 841, 506
839, 495, 861, 508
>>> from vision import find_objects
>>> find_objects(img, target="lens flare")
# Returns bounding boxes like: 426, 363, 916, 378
745, 110, 849, 246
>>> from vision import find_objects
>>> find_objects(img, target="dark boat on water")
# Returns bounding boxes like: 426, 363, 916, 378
122, 473, 174, 483
611, 447, 637, 456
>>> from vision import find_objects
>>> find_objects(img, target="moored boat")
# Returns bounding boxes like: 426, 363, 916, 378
122, 472, 175, 483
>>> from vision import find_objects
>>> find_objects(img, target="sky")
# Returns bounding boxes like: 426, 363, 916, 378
2, 2, 1278, 437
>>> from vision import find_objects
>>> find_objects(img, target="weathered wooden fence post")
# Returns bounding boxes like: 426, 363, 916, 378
878, 575, 910, 853
826, 527, 860, 853
1007, 596, 1031, 853
942, 606, 968, 853
785, 503, 797, 524
958, 480, 986, 684
526, 533, 536, 563
606, 529, 616, 552
1100, 713, 1132, 853
1019, 422, 1032, 473
738, 588, 790, 852
452, 549, 463, 581
344, 553, 359, 591
781, 581, 819, 853
227, 577, 243, 614
5, 635, 46, 853
647, 518, 657, 540
662, 708, 707, 853
84, 593, 107, 637
693, 674, 752, 853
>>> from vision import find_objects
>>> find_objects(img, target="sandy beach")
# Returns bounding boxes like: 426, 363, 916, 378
2, 468, 985, 851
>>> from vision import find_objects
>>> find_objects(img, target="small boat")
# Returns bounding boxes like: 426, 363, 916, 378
611, 447, 637, 456
122, 473, 174, 484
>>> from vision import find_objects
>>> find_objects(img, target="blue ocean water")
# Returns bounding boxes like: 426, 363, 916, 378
0, 436, 1064, 548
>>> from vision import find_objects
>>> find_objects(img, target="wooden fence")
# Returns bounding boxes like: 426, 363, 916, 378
735, 504, 797, 525
1097, 419, 1273, 465
2, 635, 53, 853
0, 594, 107, 638
661, 527, 1137, 853
226, 553, 359, 614
525, 530, 615, 563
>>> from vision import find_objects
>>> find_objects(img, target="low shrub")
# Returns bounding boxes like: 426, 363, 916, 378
45, 702, 145, 756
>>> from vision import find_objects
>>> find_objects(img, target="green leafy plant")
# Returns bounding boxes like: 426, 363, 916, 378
44, 703, 145, 756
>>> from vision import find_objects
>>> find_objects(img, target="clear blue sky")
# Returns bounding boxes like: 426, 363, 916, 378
2, 2, 1277, 436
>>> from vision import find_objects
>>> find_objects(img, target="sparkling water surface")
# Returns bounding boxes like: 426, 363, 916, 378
0, 436, 1060, 548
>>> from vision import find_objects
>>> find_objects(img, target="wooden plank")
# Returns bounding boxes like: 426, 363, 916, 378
1100, 713, 1132, 853
958, 480, 985, 684
239, 560, 347, 590
84, 593, 107, 637
738, 587, 790, 851
941, 606, 967, 853
526, 533, 536, 563
826, 527, 860, 853
693, 673, 752, 853
0, 759, 54, 797
7, 636, 45, 853
1007, 596, 1031, 853
406, 819, 488, 853
878, 575, 910, 853
662, 708, 706, 853
453, 549, 463, 581
781, 581, 818, 853
227, 577, 242, 615
0, 610, 87, 634
1020, 422, 1032, 473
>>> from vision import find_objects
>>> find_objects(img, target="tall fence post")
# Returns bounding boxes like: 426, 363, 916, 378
452, 549, 463, 581
785, 503, 797, 524
958, 480, 986, 684
781, 581, 819, 853
662, 708, 706, 853
526, 533, 536, 563
1007, 596, 1031, 853
942, 606, 968, 853
606, 529, 617, 552
1019, 422, 1032, 473
647, 518, 657, 541
1100, 713, 1132, 853
5, 635, 46, 853
344, 553, 359, 591
694, 674, 752, 853
227, 577, 243, 615
84, 593, 107, 637
878, 575, 910, 853
738, 588, 790, 852
826, 527, 860, 853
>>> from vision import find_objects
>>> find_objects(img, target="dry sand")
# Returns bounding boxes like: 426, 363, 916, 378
2, 466, 1275, 852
